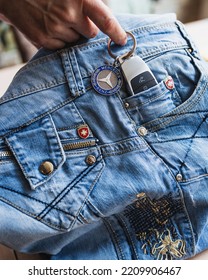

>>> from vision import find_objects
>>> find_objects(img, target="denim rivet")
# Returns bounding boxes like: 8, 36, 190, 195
138, 126, 147, 136
39, 161, 54, 175
125, 102, 130, 108
176, 173, 183, 182
86, 155, 96, 165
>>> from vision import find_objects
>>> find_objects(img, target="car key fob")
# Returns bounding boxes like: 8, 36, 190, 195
120, 55, 158, 95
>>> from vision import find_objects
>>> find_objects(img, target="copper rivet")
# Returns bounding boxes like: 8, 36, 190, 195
39, 161, 54, 175
86, 155, 96, 165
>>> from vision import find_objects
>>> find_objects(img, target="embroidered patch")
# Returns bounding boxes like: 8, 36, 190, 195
124, 193, 186, 260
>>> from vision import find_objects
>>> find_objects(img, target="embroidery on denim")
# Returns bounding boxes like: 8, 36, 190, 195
124, 193, 186, 260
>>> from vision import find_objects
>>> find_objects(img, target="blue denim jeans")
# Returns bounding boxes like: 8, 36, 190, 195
0, 13, 208, 260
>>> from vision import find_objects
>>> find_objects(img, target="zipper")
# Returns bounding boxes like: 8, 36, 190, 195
0, 140, 96, 160
63, 140, 96, 151
0, 150, 12, 159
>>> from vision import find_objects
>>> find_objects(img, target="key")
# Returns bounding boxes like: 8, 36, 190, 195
118, 54, 158, 95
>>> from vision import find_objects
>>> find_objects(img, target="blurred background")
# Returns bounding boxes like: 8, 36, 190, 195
0, 0, 208, 69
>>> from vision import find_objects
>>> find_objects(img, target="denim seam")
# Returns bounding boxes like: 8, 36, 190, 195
139, 44, 189, 60
38, 158, 103, 219
0, 186, 75, 217
86, 200, 105, 218
127, 86, 170, 108
70, 159, 105, 229
102, 146, 146, 157
78, 213, 89, 224
0, 196, 67, 231
5, 115, 65, 189
116, 93, 137, 129
102, 218, 125, 260
0, 78, 66, 104
39, 158, 104, 231
145, 82, 208, 132
100, 137, 147, 157
116, 214, 139, 260
143, 141, 195, 254
22, 53, 59, 69
178, 174, 208, 184
3, 98, 75, 138
57, 123, 85, 131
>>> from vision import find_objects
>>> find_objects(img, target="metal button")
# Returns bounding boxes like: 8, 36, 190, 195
176, 173, 183, 182
125, 102, 130, 108
86, 155, 96, 165
138, 126, 147, 136
39, 161, 54, 175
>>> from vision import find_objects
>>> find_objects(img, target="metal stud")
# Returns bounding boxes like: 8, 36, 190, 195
39, 161, 54, 175
125, 102, 130, 109
86, 155, 96, 166
138, 126, 148, 136
176, 173, 183, 182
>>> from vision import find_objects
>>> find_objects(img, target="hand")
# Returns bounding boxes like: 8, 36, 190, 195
0, 0, 127, 49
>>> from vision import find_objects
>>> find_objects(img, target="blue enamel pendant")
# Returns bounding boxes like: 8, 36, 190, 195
91, 65, 123, 96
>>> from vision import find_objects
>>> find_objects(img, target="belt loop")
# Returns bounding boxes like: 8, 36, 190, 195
59, 48, 86, 98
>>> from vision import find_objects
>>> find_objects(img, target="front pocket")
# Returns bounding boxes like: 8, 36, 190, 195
0, 115, 105, 231
124, 77, 181, 125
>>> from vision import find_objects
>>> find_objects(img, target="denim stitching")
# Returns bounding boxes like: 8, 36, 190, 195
0, 78, 66, 104
145, 82, 208, 132
116, 214, 139, 260
124, 193, 186, 260
0, 185, 75, 217
5, 115, 65, 188
102, 218, 125, 260
0, 196, 67, 231
38, 158, 103, 219
3, 98, 75, 138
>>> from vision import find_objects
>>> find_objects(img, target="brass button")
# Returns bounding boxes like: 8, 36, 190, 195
39, 161, 54, 175
86, 155, 96, 165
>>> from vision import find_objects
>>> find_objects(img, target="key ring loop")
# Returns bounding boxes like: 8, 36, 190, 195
107, 31, 137, 60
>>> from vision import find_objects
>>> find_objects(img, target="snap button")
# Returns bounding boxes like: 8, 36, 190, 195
39, 161, 54, 175
86, 155, 96, 165
176, 173, 183, 182
138, 126, 147, 136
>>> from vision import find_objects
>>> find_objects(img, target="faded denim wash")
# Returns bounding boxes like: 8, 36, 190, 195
0, 13, 208, 260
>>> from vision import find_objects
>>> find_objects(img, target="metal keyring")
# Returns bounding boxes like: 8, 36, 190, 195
107, 31, 137, 60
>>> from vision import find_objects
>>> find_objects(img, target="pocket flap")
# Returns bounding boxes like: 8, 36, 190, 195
5, 115, 66, 190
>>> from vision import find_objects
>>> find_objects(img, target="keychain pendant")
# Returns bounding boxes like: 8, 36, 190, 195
91, 65, 123, 96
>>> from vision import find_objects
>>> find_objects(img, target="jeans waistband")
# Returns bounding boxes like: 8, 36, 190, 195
0, 16, 199, 135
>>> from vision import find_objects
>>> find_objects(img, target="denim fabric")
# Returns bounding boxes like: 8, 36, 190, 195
0, 13, 208, 260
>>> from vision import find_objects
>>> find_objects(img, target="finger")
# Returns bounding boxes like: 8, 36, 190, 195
44, 0, 98, 40
40, 38, 66, 50
71, 15, 99, 39
83, 0, 127, 45
45, 17, 81, 43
